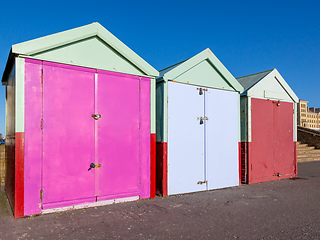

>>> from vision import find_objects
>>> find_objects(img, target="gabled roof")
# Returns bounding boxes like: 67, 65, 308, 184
237, 69, 273, 92
237, 69, 299, 103
2, 22, 158, 83
158, 48, 244, 92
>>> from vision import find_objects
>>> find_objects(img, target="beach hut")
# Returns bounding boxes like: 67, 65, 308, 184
237, 69, 298, 184
156, 49, 244, 196
1, 23, 158, 218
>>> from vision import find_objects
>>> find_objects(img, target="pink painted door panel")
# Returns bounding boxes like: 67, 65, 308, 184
42, 63, 96, 209
273, 101, 294, 177
250, 98, 274, 182
97, 71, 140, 199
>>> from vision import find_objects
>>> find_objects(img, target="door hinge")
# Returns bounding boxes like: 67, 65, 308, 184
139, 179, 141, 187
40, 189, 43, 200
41, 68, 43, 84
139, 122, 141, 130
40, 119, 43, 129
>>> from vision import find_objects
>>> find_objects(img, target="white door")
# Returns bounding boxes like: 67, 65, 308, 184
206, 89, 239, 189
167, 82, 206, 195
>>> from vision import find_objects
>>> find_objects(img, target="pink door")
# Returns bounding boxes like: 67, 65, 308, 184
41, 63, 150, 209
42, 63, 96, 209
97, 71, 140, 199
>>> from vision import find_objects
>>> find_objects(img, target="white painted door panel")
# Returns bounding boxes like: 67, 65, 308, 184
167, 82, 206, 195
206, 89, 239, 189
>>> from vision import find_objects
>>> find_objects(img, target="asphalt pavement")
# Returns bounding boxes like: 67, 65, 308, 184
1, 161, 320, 240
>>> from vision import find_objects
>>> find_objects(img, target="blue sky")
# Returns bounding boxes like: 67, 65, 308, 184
0, 0, 319, 136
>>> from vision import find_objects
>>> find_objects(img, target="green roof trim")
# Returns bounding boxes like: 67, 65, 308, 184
2, 22, 158, 83
237, 69, 299, 103
159, 48, 244, 92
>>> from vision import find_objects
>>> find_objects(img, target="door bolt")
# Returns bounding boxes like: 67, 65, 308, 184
197, 181, 207, 185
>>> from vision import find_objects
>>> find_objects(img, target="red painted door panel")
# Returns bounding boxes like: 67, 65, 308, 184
250, 98, 294, 183
97, 71, 140, 199
250, 98, 274, 182
273, 101, 294, 177
42, 63, 96, 209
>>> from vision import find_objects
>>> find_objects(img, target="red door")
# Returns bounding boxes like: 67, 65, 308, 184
273, 101, 294, 177
250, 98, 294, 183
250, 99, 274, 182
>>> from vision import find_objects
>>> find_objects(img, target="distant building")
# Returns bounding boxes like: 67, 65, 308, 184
298, 100, 320, 129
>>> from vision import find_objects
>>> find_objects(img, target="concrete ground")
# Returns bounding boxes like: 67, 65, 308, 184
1, 162, 320, 240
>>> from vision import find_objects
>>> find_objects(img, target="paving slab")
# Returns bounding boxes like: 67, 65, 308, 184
1, 162, 320, 239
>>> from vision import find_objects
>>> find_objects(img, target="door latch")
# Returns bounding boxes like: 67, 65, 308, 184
197, 116, 208, 125
92, 114, 101, 120
88, 163, 102, 171
197, 181, 207, 185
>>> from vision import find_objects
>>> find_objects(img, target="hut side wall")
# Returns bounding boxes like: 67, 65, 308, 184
5, 63, 16, 215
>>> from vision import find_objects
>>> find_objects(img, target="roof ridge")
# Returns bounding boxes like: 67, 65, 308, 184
237, 68, 274, 79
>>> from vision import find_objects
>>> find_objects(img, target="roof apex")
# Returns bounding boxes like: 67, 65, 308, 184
159, 48, 243, 92
10, 22, 158, 77
237, 68, 299, 103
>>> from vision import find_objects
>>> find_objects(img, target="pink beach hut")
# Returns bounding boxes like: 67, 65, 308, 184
1, 23, 158, 218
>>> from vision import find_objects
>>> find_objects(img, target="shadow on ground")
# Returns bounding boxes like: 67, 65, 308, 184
1, 162, 320, 239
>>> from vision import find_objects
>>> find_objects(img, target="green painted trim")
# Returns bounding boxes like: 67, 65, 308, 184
156, 79, 168, 142
161, 48, 243, 93
163, 80, 168, 142
240, 96, 248, 142
150, 77, 156, 134
15, 57, 25, 133
238, 94, 241, 142
11, 23, 158, 77
248, 97, 252, 143
293, 102, 297, 141
273, 69, 299, 103
245, 69, 298, 103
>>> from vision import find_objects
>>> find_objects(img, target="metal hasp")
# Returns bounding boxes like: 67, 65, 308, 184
92, 114, 101, 120
197, 88, 207, 95
237, 68, 299, 184
197, 116, 208, 125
